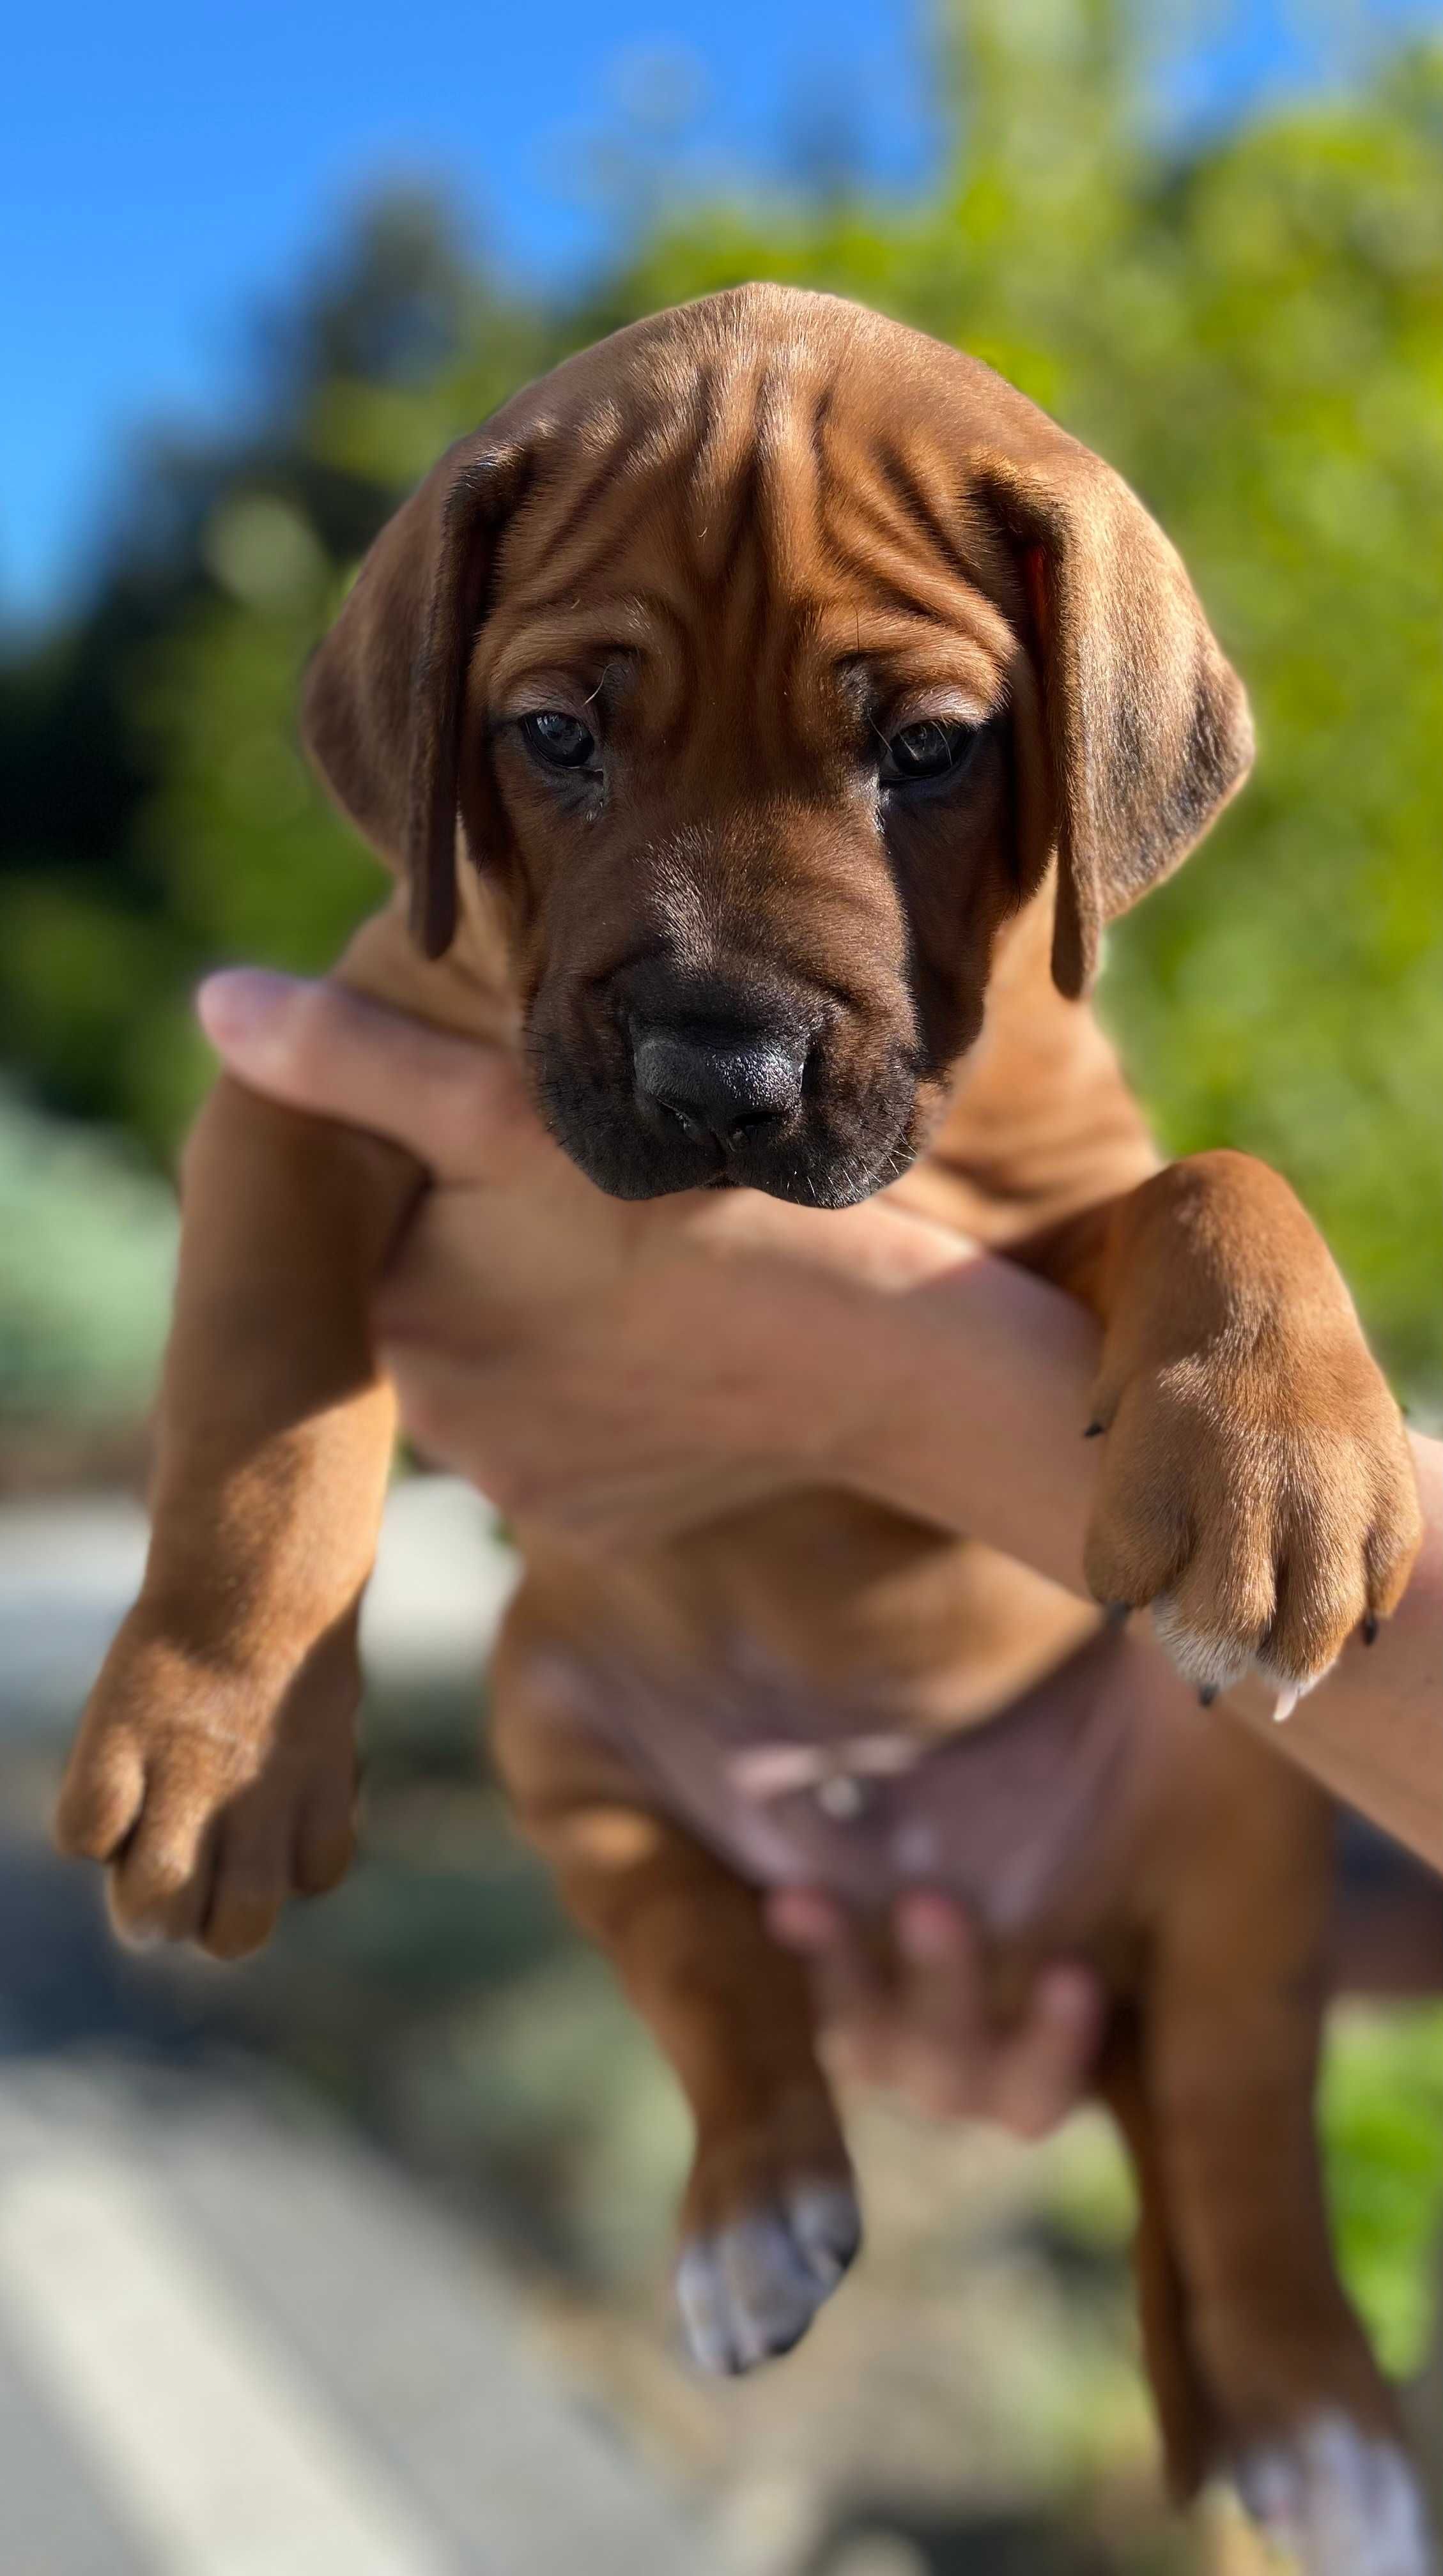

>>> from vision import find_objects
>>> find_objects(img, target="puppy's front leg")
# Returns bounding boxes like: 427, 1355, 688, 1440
1024, 1151, 1422, 1703
57, 1075, 422, 1956
493, 1659, 859, 2373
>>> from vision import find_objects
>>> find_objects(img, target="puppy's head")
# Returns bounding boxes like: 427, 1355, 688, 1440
303, 287, 1251, 1205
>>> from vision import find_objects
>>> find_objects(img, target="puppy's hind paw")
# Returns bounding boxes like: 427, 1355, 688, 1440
1237, 2416, 1435, 2576
675, 2179, 860, 2375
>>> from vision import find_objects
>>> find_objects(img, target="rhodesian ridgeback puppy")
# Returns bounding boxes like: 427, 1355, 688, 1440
58, 288, 1427, 2569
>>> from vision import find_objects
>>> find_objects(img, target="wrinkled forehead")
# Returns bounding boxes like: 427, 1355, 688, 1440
480, 325, 1025, 717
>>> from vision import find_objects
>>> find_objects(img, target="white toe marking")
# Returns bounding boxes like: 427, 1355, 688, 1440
1152, 1600, 1336, 1715
787, 2181, 861, 2286
675, 2237, 736, 2375
675, 2181, 860, 2375
676, 2216, 822, 2373
1150, 1598, 1252, 1694
1237, 2416, 1434, 2576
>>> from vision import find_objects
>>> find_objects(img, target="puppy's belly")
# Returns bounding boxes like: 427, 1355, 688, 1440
521, 1621, 1156, 1935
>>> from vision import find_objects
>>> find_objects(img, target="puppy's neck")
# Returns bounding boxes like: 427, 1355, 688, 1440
449, 859, 527, 1046
336, 863, 524, 1050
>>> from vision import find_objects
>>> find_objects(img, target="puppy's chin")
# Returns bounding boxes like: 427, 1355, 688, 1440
534, 1059, 923, 1208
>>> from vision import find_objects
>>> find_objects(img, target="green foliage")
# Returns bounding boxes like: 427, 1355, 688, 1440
3, 5, 1439, 1398
1323, 2005, 1443, 2374
0, 1088, 174, 1426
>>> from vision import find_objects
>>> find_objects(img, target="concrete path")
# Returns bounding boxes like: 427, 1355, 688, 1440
0, 2053, 718, 2576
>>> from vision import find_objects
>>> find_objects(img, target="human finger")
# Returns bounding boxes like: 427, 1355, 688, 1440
196, 969, 536, 1183
984, 1964, 1106, 2140
883, 1892, 991, 2115
766, 1889, 895, 2083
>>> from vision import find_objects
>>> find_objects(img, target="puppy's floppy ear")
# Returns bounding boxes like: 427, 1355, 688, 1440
301, 433, 527, 959
980, 445, 1253, 999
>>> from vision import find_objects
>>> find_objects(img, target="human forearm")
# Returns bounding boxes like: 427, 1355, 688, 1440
835, 1241, 1102, 1593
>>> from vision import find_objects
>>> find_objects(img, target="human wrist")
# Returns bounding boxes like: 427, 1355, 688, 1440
817, 1223, 987, 1508
824, 1241, 1104, 1590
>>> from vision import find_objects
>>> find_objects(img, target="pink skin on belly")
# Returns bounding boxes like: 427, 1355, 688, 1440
536, 1623, 1161, 1935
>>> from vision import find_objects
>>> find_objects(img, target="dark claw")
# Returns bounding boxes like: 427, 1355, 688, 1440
1083, 1420, 1105, 1439
1362, 1613, 1379, 1646
1198, 1685, 1218, 1708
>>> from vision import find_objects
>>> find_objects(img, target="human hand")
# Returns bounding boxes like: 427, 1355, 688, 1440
197, 969, 966, 1552
767, 1888, 1105, 2139
765, 1854, 1443, 2139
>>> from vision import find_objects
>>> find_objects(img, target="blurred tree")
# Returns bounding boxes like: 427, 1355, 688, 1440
0, 198, 558, 1141
1, 0, 1440, 1399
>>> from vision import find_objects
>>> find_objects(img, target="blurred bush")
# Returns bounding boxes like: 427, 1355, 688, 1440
1324, 2004, 1443, 2373
3, 1, 1442, 1400
0, 1089, 174, 1468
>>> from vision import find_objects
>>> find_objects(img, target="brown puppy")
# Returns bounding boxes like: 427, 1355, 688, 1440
58, 288, 1426, 2569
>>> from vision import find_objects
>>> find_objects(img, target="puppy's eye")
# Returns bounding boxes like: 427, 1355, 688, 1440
879, 719, 978, 785
520, 710, 598, 771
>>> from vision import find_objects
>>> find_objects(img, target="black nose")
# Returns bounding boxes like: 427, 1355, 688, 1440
632, 1022, 806, 1147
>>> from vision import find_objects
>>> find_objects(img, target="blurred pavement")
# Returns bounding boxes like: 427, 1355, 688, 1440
0, 1475, 520, 1744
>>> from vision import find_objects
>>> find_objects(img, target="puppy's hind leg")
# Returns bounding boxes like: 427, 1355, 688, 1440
490, 1631, 859, 2374
1144, 1744, 1433, 2575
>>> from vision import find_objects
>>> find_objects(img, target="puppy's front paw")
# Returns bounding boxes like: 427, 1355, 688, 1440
55, 1607, 360, 1959
675, 2099, 859, 2373
1237, 2415, 1434, 2576
1083, 1325, 1421, 1707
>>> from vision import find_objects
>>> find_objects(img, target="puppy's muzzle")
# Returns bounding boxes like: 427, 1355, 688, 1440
632, 1019, 806, 1151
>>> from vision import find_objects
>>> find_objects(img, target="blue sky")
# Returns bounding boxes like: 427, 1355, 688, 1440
5, 0, 1440, 629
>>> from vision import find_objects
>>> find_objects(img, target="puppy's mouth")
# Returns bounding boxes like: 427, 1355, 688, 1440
531, 1019, 925, 1208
